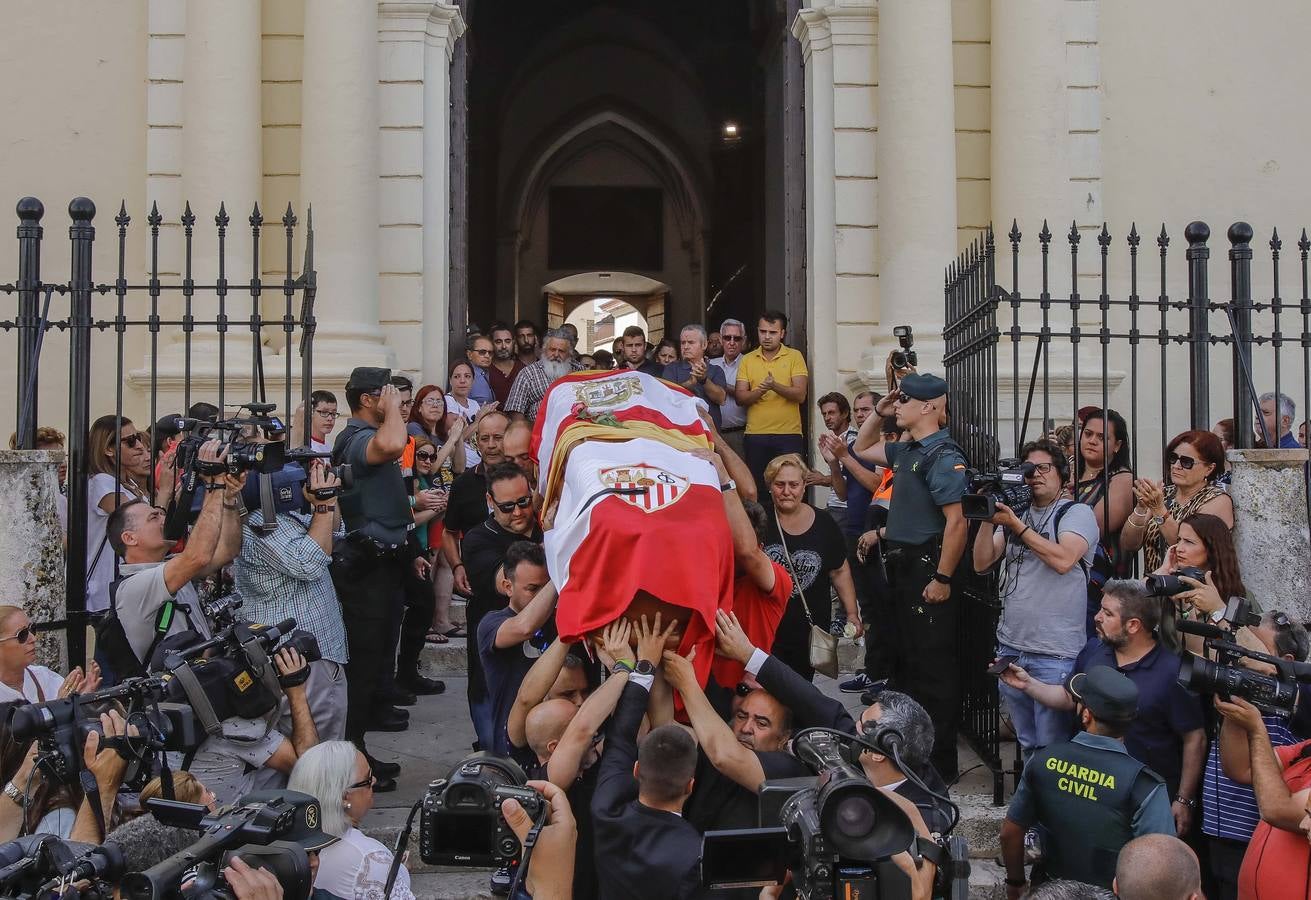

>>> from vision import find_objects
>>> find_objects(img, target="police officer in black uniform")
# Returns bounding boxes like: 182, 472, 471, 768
999, 666, 1175, 897
849, 371, 969, 779
332, 367, 424, 784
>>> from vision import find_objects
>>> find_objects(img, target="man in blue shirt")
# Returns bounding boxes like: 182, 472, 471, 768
663, 324, 728, 425
467, 332, 497, 405
1002, 578, 1206, 837
1258, 390, 1303, 447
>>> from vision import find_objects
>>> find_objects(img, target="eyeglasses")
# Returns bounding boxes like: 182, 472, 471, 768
347, 772, 376, 791
415, 452, 437, 462
1023, 462, 1056, 478
120, 433, 143, 448
720, 334, 744, 342
471, 348, 492, 356
0, 627, 35, 644
1168, 452, 1197, 470
314, 409, 339, 420
734, 682, 755, 698
494, 495, 534, 513
421, 398, 444, 408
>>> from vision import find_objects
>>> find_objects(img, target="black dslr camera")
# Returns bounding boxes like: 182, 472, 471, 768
1178, 600, 1311, 717
891, 325, 918, 371
420, 754, 545, 867
121, 792, 319, 900
0, 835, 124, 900
961, 460, 1034, 521
1144, 566, 1209, 598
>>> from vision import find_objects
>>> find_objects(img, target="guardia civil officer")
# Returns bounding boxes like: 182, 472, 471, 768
849, 371, 969, 779
999, 666, 1174, 897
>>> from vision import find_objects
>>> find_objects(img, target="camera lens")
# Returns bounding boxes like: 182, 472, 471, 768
832, 795, 877, 840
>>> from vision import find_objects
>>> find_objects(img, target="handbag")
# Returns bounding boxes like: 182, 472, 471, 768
775, 514, 839, 679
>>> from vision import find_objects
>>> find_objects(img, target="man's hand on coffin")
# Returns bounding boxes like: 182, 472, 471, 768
541, 499, 559, 531
660, 646, 698, 692
635, 613, 677, 668
713, 610, 755, 665
595, 619, 634, 672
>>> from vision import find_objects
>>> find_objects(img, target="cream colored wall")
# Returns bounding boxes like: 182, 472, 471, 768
0, 0, 148, 437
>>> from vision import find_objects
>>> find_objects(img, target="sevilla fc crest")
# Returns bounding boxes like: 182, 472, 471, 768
598, 464, 689, 513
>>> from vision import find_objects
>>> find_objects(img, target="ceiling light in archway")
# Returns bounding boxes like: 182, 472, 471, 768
722, 122, 741, 143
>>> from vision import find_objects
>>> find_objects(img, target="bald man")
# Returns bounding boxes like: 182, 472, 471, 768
1113, 834, 1203, 900
525, 698, 580, 773
502, 419, 537, 484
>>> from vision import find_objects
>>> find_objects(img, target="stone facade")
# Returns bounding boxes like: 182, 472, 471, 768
1228, 448, 1311, 623
0, 452, 67, 670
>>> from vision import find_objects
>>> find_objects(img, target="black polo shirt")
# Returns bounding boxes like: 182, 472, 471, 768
460, 518, 544, 620
445, 463, 490, 536
1074, 638, 1205, 795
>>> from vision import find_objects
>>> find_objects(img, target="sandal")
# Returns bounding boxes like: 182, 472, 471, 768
425, 630, 449, 644
440, 625, 466, 639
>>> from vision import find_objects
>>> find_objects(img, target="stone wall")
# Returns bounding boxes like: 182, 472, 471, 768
1228, 448, 1311, 622
0, 451, 67, 671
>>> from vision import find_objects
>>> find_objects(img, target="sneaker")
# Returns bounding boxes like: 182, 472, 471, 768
839, 672, 875, 694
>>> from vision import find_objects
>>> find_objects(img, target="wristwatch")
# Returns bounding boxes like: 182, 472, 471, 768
612, 659, 636, 675
634, 659, 656, 677
1150, 514, 1166, 526
1174, 796, 1196, 809
930, 572, 953, 586
3, 782, 26, 808
721, 479, 737, 493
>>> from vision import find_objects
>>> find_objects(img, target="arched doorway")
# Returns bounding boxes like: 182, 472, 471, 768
544, 271, 669, 351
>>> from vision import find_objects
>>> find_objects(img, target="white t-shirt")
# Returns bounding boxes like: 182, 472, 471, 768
0, 665, 64, 704
315, 827, 415, 900
309, 437, 332, 455
86, 473, 141, 613
446, 394, 482, 467
709, 355, 746, 429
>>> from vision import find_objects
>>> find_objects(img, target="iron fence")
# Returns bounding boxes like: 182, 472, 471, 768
942, 218, 1311, 803
1, 196, 317, 667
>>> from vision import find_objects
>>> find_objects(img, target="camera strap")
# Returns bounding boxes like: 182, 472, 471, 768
238, 630, 287, 737
167, 656, 225, 737
256, 473, 278, 536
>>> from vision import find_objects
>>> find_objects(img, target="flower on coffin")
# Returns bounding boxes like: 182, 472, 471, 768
570, 400, 623, 428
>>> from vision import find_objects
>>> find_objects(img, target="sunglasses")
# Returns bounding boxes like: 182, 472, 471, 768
471, 348, 492, 356
120, 433, 143, 448
347, 772, 376, 790
734, 682, 755, 698
494, 495, 534, 514
415, 452, 437, 462
721, 334, 744, 342
0, 627, 35, 644
1168, 452, 1198, 470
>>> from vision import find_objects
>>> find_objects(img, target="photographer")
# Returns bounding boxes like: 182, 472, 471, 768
331, 368, 420, 759
1002, 580, 1206, 836
1215, 694, 1311, 900
973, 439, 1099, 759
288, 741, 415, 900
500, 779, 578, 900
850, 372, 969, 779
105, 438, 242, 670
233, 461, 349, 747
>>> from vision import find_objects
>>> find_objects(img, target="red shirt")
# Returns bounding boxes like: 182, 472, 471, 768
487, 359, 525, 407
1238, 738, 1311, 900
711, 559, 793, 688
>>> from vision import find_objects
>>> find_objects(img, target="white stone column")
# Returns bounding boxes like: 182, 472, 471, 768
154, 0, 263, 387
1229, 448, 1311, 623
870, 0, 957, 374
300, 0, 395, 370
421, 4, 465, 383
0, 451, 66, 670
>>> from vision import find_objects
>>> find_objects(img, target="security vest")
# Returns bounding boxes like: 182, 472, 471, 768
1028, 738, 1164, 888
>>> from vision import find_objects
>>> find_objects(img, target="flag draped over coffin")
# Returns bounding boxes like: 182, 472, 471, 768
533, 370, 734, 688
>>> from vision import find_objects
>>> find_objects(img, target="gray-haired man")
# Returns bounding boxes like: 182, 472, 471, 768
709, 318, 749, 455
505, 327, 583, 423
664, 324, 728, 426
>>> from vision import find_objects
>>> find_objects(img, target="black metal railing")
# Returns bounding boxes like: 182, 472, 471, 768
1, 197, 317, 667
943, 219, 1311, 803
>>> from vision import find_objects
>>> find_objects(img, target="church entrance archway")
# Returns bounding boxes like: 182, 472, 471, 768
545, 271, 668, 353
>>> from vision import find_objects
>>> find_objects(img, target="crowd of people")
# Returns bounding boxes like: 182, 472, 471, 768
0, 311, 1308, 900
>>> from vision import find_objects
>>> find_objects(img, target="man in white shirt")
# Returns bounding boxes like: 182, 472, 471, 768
708, 317, 749, 457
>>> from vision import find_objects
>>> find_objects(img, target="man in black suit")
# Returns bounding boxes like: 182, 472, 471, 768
591, 616, 704, 900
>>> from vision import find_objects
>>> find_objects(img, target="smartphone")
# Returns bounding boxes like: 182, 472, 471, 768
987, 655, 1019, 677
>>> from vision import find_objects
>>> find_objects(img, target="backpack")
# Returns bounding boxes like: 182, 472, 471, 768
93, 575, 201, 680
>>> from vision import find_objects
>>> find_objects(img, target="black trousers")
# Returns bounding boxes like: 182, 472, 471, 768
886, 542, 960, 780
1206, 836, 1244, 900
333, 553, 407, 746
743, 433, 806, 498
846, 532, 896, 681
397, 564, 437, 681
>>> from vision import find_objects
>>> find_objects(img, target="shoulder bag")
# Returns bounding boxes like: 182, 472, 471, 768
775, 513, 839, 679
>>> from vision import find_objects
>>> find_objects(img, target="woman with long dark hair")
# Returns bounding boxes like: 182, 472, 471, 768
1122, 429, 1232, 572
406, 384, 466, 476
445, 361, 484, 467
1072, 408, 1135, 577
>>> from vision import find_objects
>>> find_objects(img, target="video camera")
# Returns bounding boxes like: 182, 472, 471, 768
121, 791, 320, 900
165, 403, 353, 540
891, 326, 918, 371
961, 459, 1033, 521
0, 835, 124, 900
1178, 599, 1311, 717
701, 728, 970, 900
419, 754, 544, 868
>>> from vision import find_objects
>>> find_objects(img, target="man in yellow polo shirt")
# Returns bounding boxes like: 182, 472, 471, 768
734, 309, 809, 495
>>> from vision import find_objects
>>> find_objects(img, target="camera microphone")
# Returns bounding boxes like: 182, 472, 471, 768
1177, 619, 1227, 640
40, 844, 125, 893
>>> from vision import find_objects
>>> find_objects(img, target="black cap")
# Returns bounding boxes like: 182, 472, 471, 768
235, 790, 339, 852
345, 366, 391, 393
898, 372, 949, 401
1066, 666, 1138, 724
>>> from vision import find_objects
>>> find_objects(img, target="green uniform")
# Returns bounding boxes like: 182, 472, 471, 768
1007, 732, 1174, 889
883, 428, 968, 545
333, 417, 412, 548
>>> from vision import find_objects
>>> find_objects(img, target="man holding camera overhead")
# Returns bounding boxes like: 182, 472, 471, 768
972, 438, 1100, 761
850, 371, 969, 780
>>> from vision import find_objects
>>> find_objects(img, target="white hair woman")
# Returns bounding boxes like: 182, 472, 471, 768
288, 741, 415, 900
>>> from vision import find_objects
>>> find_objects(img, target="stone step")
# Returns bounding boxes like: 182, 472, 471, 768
419, 629, 863, 677
449, 598, 467, 628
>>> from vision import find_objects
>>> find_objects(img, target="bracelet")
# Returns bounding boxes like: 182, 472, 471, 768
222, 500, 239, 510
2, 782, 26, 808
453, 563, 465, 571
1174, 796, 1195, 808
1016, 525, 1032, 540
313, 504, 336, 515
